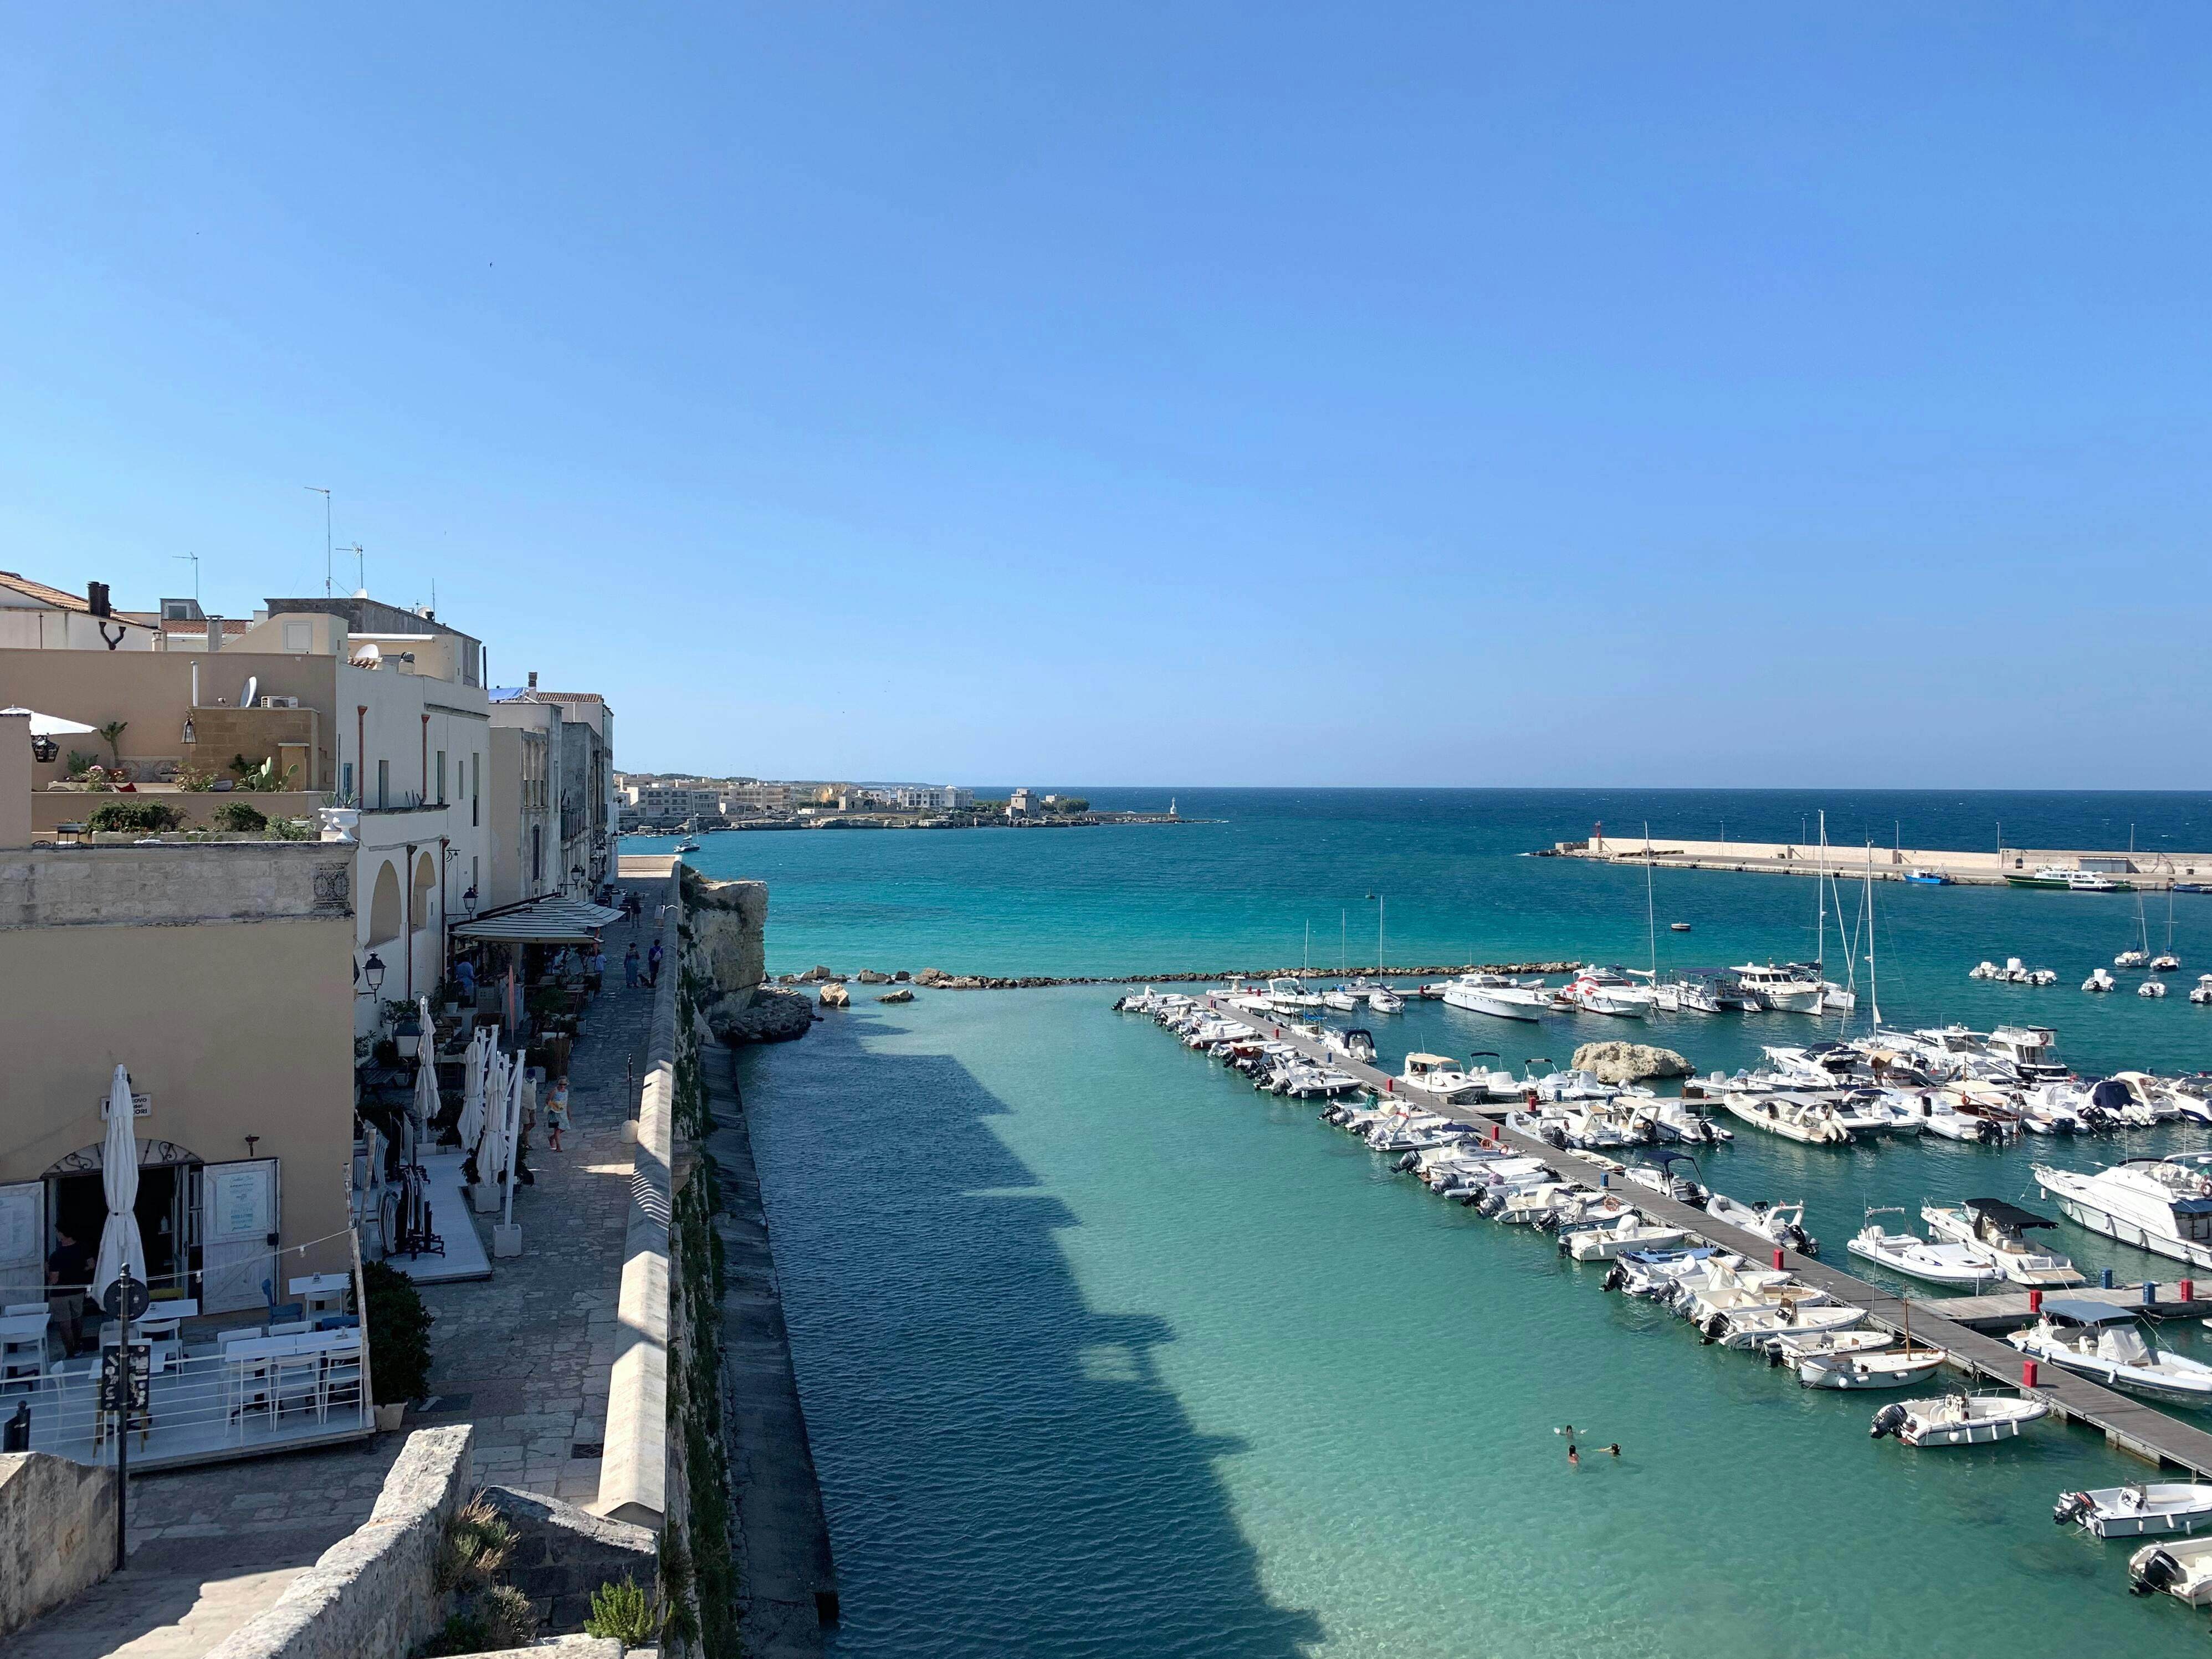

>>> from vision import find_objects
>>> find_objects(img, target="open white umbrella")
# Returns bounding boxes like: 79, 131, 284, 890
93, 1066, 146, 1302
0, 705, 99, 737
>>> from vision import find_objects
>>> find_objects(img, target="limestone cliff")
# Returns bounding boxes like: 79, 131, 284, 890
1569, 1040, 1693, 1084
679, 868, 812, 1044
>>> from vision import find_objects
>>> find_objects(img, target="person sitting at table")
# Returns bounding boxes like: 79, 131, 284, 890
454, 954, 477, 1002
47, 1227, 91, 1358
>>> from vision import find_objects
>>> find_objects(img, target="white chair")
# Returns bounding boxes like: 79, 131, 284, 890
271, 1349, 321, 1422
3, 1302, 47, 1318
318, 1336, 364, 1421
1, 1334, 46, 1391
265, 1319, 312, 1337
227, 1347, 275, 1431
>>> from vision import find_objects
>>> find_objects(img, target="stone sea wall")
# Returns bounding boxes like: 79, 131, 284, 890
780, 961, 1586, 992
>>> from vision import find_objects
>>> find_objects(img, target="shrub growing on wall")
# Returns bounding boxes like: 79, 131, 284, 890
86, 799, 185, 834
212, 800, 269, 832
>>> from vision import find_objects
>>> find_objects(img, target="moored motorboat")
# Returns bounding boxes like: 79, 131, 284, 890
2032, 1156, 2212, 1272
1440, 972, 1549, 1021
2006, 1300, 2212, 1407
2056, 1482, 2212, 1539
2129, 1535, 2212, 1602
1799, 1345, 1948, 1389
1921, 1198, 2085, 1287
1566, 1217, 1688, 1261
1707, 1194, 1819, 1256
1845, 1209, 2000, 1288
1869, 1390, 2048, 1446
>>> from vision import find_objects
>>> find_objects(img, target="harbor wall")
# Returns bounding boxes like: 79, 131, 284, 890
1554, 837, 2212, 885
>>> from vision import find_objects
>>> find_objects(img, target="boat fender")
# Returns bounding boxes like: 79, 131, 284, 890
1869, 1404, 1907, 1441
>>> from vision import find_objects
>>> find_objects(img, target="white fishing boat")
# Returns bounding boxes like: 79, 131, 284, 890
1799, 1345, 1949, 1389
1396, 1052, 1485, 1103
1769, 1329, 1896, 1366
2083, 967, 2116, 993
1708, 1299, 1864, 1350
2129, 1535, 2212, 1603
2007, 1300, 2212, 1407
2055, 1482, 2212, 1539
1868, 1390, 2048, 1447
2033, 1156, 2212, 1271
1728, 961, 1824, 1013
1719, 1091, 1857, 1145
1845, 1209, 2000, 1288
1440, 973, 1548, 1021
1921, 1198, 2085, 1287
1707, 1194, 1819, 1256
1567, 1217, 1688, 1261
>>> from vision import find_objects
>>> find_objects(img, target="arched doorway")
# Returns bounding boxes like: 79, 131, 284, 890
42, 1136, 203, 1301
368, 858, 403, 945
411, 849, 438, 934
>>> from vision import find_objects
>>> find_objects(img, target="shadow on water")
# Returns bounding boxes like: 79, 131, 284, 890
738, 1011, 1326, 1659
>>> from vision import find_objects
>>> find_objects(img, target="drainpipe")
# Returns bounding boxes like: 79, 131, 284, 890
404, 841, 417, 1002
420, 713, 430, 805
355, 706, 367, 807
439, 836, 451, 976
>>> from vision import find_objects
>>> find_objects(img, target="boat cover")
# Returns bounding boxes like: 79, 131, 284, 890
1965, 1197, 2059, 1231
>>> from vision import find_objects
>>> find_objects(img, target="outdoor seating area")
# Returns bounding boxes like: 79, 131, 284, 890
0, 1299, 370, 1470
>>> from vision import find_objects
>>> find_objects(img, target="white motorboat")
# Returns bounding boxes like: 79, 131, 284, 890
2192, 975, 2212, 1007
2034, 1156, 2212, 1271
2008, 1300, 2212, 1407
1567, 1217, 1688, 1261
1602, 1245, 1724, 1298
1621, 1151, 1711, 1209
1921, 1198, 2085, 1287
1845, 1210, 2000, 1288
1440, 973, 1548, 1021
2083, 967, 2116, 993
1322, 987, 1361, 1013
1651, 973, 1724, 1015
1719, 1092, 1857, 1145
2142, 978, 2168, 998
1728, 961, 1824, 1014
1365, 986, 1406, 1015
1708, 1298, 1864, 1350
2129, 1535, 2212, 1603
1320, 1026, 1377, 1064
1770, 1328, 1895, 1365
1707, 1194, 1819, 1257
1986, 1024, 2070, 1082
1799, 1345, 1948, 1389
1560, 966, 1652, 1019
1869, 1390, 2048, 1447
1396, 1052, 1485, 1103
2056, 1482, 2212, 1539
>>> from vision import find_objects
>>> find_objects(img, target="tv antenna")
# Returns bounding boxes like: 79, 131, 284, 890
172, 551, 199, 605
304, 486, 331, 596
340, 542, 365, 594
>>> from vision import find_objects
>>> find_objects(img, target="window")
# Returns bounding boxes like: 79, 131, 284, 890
377, 758, 390, 811
531, 823, 542, 884
341, 761, 355, 805
283, 621, 311, 652
471, 752, 480, 827
435, 750, 447, 806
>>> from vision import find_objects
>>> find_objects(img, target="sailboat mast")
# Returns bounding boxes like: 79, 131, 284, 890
1645, 821, 1657, 982
1865, 840, 1881, 1030
1816, 810, 1827, 977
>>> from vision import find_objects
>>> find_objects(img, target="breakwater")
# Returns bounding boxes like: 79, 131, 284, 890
776, 961, 1586, 992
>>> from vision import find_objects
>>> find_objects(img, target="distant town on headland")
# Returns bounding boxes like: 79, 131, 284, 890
617, 774, 1183, 833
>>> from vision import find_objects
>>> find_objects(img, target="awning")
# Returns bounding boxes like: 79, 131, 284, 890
452, 895, 626, 944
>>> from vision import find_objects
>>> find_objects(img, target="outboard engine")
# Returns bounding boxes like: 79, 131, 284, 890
2052, 1491, 2094, 1528
1542, 1126, 1568, 1150
1601, 1263, 1627, 1293
1475, 1191, 1506, 1218
2132, 1548, 2183, 1597
1698, 1312, 1727, 1345
1392, 1151, 1420, 1174
1975, 1119, 2002, 1145
1869, 1403, 1909, 1440
1783, 1223, 1819, 1259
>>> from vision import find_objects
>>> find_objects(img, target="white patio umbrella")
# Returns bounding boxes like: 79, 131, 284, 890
478, 1044, 508, 1196
93, 1065, 147, 1302
0, 705, 99, 737
457, 1030, 487, 1171
412, 999, 441, 1137
499, 1053, 528, 1228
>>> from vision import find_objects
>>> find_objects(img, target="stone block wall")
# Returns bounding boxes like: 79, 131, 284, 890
481, 1485, 657, 1631
0, 1452, 116, 1637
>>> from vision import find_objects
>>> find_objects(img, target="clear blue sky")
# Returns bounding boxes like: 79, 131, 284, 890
3, 6, 2206, 787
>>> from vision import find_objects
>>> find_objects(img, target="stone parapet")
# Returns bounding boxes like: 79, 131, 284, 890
0, 1452, 116, 1637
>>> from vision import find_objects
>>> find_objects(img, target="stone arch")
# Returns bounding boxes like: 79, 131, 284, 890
43, 1138, 201, 1176
411, 850, 438, 933
368, 858, 403, 945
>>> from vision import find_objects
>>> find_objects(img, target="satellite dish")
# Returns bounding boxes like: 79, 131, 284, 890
240, 675, 259, 710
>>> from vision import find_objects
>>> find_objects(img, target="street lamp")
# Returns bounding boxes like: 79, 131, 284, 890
462, 885, 478, 919
360, 953, 386, 997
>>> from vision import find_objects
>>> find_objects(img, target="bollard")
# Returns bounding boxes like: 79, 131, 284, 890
2185, 1278, 2196, 1305
1772, 1247, 1785, 1269
1386, 1078, 1394, 1093
2101, 1267, 2115, 1289
2144, 1281, 2157, 1307
2028, 1288, 2042, 1314
2022, 1359, 2038, 1389
1600, 1171, 1609, 1189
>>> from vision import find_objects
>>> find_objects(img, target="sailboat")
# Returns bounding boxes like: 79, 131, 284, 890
1815, 812, 1856, 1014
2153, 882, 2183, 973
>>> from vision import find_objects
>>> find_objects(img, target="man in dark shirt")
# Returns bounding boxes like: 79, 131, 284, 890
46, 1227, 91, 1356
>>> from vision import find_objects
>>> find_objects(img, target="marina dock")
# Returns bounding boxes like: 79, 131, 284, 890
1206, 994, 2212, 1477
1549, 834, 2212, 888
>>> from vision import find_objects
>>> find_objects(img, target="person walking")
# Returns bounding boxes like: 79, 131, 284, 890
624, 943, 641, 987
546, 1076, 571, 1151
587, 945, 605, 995
647, 939, 663, 988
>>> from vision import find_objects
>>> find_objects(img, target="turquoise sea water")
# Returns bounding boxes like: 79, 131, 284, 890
705, 792, 2212, 1657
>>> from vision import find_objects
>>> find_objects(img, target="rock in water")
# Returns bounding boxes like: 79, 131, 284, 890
818, 982, 851, 1008
878, 986, 915, 1003
1570, 1040, 1693, 1084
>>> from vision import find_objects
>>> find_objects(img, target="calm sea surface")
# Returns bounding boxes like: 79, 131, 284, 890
697, 791, 2212, 1657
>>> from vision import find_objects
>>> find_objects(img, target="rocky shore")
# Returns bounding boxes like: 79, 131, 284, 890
777, 961, 1585, 992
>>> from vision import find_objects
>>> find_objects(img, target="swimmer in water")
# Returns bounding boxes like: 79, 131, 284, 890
1567, 1443, 1580, 1468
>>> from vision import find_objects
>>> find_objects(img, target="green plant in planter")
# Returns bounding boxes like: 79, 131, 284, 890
86, 800, 185, 834
360, 1258, 433, 1403
212, 800, 268, 833
227, 754, 300, 793
96, 719, 127, 770
265, 816, 312, 841
64, 750, 98, 780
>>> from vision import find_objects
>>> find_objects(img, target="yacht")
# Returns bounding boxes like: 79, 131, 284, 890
1845, 1210, 2000, 1288
1440, 973, 1548, 1021
1921, 1198, 2085, 1286
1727, 961, 1823, 1014
1869, 1391, 2048, 1447
2032, 1156, 2212, 1270
1365, 986, 1406, 1015
2007, 1300, 2212, 1407
1651, 972, 1723, 1015
1985, 1024, 2069, 1082
2056, 1483, 2212, 1539
1559, 966, 1653, 1018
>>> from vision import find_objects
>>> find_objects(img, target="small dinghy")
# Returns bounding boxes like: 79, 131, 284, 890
1568, 1217, 1688, 1261
1845, 1209, 2000, 1288
2129, 1535, 2212, 1602
1870, 1389, 2048, 1447
2056, 1482, 2212, 1539
1799, 1345, 1949, 1389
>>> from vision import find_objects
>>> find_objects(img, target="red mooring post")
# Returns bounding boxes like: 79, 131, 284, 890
2028, 1288, 2042, 1314
1771, 1247, 1784, 1269
2022, 1359, 2039, 1388
2183, 1278, 2196, 1304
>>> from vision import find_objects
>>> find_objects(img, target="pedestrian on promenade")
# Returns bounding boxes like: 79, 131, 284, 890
46, 1227, 89, 1357
624, 943, 641, 987
647, 939, 663, 987
547, 1077, 571, 1150
587, 945, 605, 995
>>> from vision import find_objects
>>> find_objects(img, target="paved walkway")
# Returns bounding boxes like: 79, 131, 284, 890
13, 931, 660, 1658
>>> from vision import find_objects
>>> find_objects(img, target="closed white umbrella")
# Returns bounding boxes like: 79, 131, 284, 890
479, 1044, 508, 1195
412, 999, 441, 1138
457, 1031, 486, 1170
93, 1066, 146, 1302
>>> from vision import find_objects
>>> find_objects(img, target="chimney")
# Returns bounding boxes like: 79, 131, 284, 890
528, 671, 537, 690
86, 581, 111, 617
207, 615, 223, 653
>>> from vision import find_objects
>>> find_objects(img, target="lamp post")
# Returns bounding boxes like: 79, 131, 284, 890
463, 886, 478, 919
361, 953, 386, 999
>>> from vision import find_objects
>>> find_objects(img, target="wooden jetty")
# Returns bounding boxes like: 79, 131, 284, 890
1207, 994, 2212, 1476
